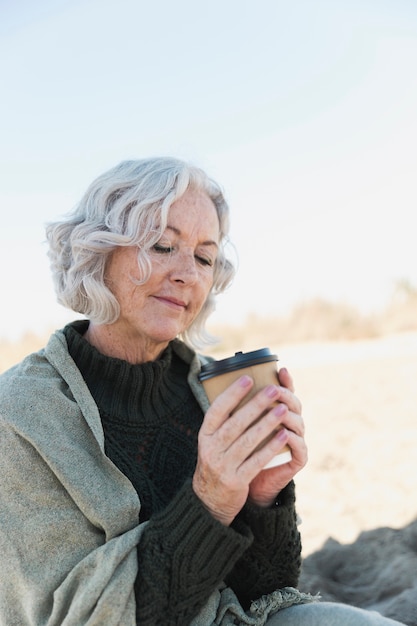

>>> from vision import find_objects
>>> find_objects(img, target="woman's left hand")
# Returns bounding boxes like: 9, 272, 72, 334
248, 367, 308, 508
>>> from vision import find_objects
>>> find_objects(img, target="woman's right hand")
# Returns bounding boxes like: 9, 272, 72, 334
192, 375, 289, 526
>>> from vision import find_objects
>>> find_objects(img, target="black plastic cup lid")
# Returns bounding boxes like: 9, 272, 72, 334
198, 347, 278, 381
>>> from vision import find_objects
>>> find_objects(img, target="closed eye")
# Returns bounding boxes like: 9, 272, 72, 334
152, 243, 214, 268
196, 255, 213, 267
152, 244, 172, 254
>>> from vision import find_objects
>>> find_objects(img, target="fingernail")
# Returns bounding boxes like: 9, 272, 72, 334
277, 428, 288, 441
273, 404, 286, 417
265, 385, 279, 398
239, 375, 252, 388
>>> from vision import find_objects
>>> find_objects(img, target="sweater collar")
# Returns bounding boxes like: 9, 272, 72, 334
64, 321, 192, 423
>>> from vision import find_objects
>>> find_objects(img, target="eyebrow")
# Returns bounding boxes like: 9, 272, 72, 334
166, 225, 219, 248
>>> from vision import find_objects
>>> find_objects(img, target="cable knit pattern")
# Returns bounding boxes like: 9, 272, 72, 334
64, 321, 302, 625
134, 481, 252, 624
226, 482, 302, 609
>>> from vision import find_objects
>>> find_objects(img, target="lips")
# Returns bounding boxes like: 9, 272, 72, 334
153, 295, 187, 309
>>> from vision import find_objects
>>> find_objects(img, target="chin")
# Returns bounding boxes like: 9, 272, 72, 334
150, 325, 184, 344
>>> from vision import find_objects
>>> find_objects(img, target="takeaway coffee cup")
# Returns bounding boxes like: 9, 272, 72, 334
199, 348, 292, 469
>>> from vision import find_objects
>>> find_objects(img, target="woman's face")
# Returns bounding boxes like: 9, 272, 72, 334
102, 188, 220, 361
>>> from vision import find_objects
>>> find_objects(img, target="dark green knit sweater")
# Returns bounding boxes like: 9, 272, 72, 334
64, 321, 301, 626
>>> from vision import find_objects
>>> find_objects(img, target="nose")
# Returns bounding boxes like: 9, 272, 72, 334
170, 251, 198, 284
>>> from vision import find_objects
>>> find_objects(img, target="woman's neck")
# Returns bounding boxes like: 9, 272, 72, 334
83, 322, 169, 364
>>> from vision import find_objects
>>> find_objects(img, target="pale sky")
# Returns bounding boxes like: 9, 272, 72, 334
1, 0, 416, 340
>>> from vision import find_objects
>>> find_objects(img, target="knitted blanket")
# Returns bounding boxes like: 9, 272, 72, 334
299, 519, 417, 626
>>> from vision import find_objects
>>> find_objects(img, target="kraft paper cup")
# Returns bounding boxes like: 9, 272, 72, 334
199, 348, 292, 469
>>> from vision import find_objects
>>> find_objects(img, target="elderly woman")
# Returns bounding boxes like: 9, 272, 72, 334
0, 158, 405, 626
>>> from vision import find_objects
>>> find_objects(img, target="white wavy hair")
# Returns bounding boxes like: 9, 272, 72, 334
46, 157, 235, 348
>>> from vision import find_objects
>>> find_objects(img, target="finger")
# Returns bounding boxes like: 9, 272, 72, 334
278, 367, 294, 392
227, 402, 288, 468
274, 384, 302, 415
236, 403, 306, 468
200, 375, 254, 435
237, 422, 293, 478
284, 430, 308, 469
252, 427, 307, 481
278, 407, 305, 437
207, 384, 281, 453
